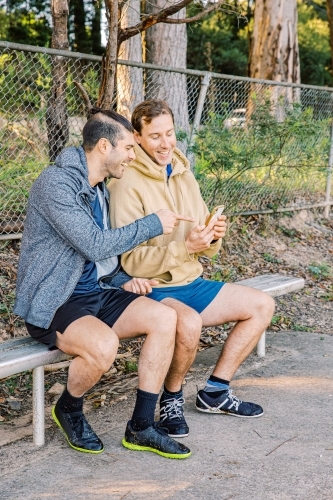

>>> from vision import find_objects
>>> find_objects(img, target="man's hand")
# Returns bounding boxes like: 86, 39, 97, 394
155, 209, 195, 235
212, 215, 227, 240
185, 221, 216, 254
121, 277, 159, 295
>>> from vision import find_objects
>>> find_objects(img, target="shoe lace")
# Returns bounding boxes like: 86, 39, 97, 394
224, 390, 241, 411
160, 397, 185, 421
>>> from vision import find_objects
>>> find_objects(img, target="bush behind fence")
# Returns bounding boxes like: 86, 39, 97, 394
0, 41, 332, 237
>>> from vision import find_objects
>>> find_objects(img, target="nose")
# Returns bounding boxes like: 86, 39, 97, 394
128, 149, 136, 161
160, 135, 170, 149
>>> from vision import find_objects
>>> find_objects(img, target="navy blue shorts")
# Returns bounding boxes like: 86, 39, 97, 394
146, 277, 225, 313
25, 288, 139, 349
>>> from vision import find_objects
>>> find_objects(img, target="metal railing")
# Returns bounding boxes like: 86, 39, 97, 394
0, 40, 332, 239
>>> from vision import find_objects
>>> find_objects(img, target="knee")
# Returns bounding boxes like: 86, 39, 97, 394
256, 293, 275, 322
90, 336, 119, 374
156, 305, 178, 334
177, 310, 202, 349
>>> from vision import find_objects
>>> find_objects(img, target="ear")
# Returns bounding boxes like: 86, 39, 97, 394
133, 131, 141, 145
98, 137, 109, 154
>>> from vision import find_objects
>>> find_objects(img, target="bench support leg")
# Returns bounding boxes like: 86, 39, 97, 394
33, 366, 45, 447
257, 331, 266, 358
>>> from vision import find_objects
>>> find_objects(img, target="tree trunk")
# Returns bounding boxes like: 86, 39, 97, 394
117, 0, 143, 118
249, 0, 300, 84
98, 0, 119, 108
46, 0, 69, 162
248, 0, 300, 119
144, 0, 189, 145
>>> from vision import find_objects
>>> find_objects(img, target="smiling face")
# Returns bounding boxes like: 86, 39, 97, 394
101, 129, 136, 179
134, 113, 176, 167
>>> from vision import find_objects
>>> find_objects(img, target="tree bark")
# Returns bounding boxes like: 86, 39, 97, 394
117, 0, 143, 118
144, 0, 189, 144
249, 0, 300, 84
46, 0, 69, 162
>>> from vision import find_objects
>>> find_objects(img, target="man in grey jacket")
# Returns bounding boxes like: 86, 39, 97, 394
14, 108, 193, 459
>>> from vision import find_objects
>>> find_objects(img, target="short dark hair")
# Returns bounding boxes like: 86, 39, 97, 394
82, 107, 134, 152
131, 100, 174, 134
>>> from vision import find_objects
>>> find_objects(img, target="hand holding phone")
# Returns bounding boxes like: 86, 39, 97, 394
205, 205, 225, 226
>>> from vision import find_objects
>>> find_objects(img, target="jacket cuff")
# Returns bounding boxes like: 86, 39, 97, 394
108, 270, 132, 288
142, 213, 163, 239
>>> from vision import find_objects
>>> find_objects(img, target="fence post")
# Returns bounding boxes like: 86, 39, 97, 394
189, 71, 212, 146
324, 118, 333, 219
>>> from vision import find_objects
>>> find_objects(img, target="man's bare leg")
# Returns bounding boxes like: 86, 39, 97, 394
195, 283, 275, 417
112, 296, 177, 393
55, 315, 120, 397
53, 315, 120, 453
200, 283, 275, 380
112, 296, 191, 458
159, 298, 202, 393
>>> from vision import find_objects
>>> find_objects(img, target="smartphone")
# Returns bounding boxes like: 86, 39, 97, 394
205, 205, 225, 226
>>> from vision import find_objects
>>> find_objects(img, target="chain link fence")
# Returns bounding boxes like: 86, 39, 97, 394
0, 41, 332, 238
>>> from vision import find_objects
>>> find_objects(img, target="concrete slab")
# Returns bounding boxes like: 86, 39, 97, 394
1, 330, 333, 500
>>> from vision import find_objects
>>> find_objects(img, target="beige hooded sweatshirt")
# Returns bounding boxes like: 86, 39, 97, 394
108, 144, 221, 287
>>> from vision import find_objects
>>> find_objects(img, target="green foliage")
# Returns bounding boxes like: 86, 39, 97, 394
187, 3, 249, 75
308, 262, 332, 278
124, 361, 138, 373
191, 95, 330, 209
0, 0, 52, 47
298, 0, 332, 86
1, 0, 103, 55
263, 253, 281, 264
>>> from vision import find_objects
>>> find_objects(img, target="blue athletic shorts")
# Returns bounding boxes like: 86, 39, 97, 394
146, 277, 225, 313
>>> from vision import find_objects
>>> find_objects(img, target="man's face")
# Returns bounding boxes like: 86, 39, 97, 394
103, 129, 136, 179
134, 113, 176, 167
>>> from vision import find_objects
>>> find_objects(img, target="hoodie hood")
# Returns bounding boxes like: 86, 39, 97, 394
54, 145, 109, 202
130, 144, 191, 180
55, 145, 89, 180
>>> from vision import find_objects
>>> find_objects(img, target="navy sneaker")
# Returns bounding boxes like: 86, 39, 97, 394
196, 389, 263, 418
122, 421, 191, 459
159, 392, 189, 437
52, 403, 104, 453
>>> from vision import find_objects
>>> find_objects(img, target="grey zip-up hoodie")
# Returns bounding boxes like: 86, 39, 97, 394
14, 146, 163, 328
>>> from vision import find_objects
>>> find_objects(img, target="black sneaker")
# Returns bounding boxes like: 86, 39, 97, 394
122, 421, 191, 459
52, 403, 104, 453
196, 389, 263, 418
159, 393, 189, 437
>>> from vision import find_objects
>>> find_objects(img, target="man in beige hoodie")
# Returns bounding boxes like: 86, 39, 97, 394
108, 100, 275, 438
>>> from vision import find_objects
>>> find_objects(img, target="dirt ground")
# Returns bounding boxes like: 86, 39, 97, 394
1, 330, 333, 500
0, 209, 332, 427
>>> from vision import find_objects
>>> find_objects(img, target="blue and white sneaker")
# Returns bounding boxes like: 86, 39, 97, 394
196, 389, 263, 418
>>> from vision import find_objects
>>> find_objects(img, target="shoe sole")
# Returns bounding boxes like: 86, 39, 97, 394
196, 405, 264, 418
121, 438, 191, 459
52, 406, 104, 454
167, 432, 189, 438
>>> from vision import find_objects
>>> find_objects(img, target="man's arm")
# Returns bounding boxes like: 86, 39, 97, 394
33, 171, 162, 262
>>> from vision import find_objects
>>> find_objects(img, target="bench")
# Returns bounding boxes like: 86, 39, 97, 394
0, 337, 69, 446
0, 273, 304, 447
236, 274, 305, 357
